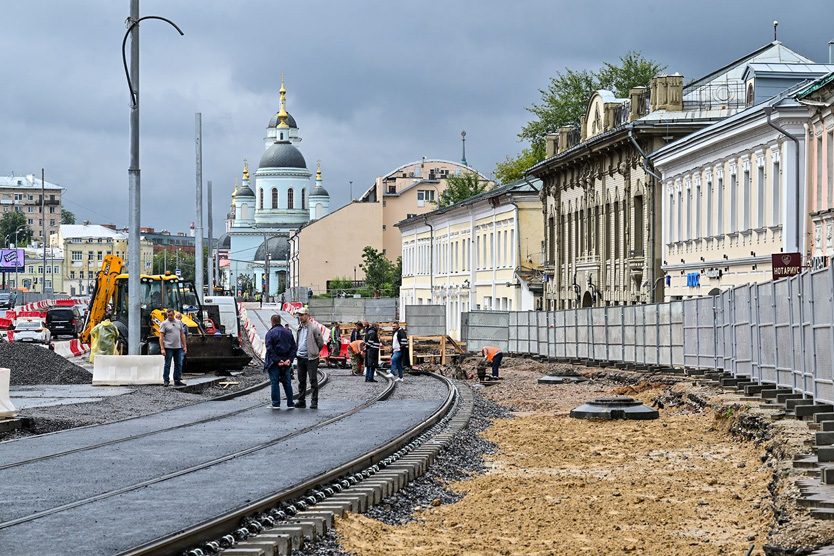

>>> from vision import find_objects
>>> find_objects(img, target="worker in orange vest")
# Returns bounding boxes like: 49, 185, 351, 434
348, 339, 365, 376
482, 345, 504, 380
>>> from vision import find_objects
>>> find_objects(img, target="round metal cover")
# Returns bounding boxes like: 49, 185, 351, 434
569, 396, 658, 420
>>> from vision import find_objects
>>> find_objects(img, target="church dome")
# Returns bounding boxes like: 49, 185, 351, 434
259, 141, 307, 170
236, 183, 255, 198
254, 236, 290, 262
311, 184, 330, 197
217, 233, 231, 249
268, 111, 297, 129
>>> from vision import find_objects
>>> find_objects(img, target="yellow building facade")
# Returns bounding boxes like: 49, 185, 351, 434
398, 179, 543, 340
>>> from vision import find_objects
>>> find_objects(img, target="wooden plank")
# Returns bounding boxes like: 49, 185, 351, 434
441, 336, 446, 365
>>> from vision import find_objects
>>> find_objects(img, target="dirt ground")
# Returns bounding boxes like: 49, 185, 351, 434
334, 358, 834, 555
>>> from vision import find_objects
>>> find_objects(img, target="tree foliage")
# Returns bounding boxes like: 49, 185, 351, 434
437, 171, 492, 209
494, 51, 665, 185
61, 209, 76, 225
359, 246, 401, 298
0, 212, 33, 247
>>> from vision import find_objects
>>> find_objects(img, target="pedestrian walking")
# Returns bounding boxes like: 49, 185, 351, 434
264, 314, 296, 409
294, 307, 325, 408
482, 345, 504, 380
159, 309, 187, 387
348, 339, 365, 376
389, 322, 407, 382
364, 322, 380, 382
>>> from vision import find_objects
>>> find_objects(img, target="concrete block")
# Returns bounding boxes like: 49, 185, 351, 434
309, 503, 347, 517
787, 398, 816, 410
818, 446, 834, 463
815, 413, 834, 423
817, 432, 834, 446
360, 479, 395, 498
744, 384, 768, 395
822, 467, 834, 485
296, 511, 333, 529
351, 486, 382, 505
236, 539, 288, 556
797, 404, 834, 418
776, 392, 804, 404
0, 368, 18, 418
265, 526, 304, 550
221, 549, 266, 556
375, 469, 409, 489
821, 421, 834, 432
761, 388, 792, 399
384, 464, 417, 481
290, 518, 322, 539
92, 355, 164, 385
329, 492, 368, 513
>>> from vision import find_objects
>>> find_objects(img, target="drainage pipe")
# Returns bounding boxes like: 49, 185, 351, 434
627, 127, 661, 302
763, 105, 801, 254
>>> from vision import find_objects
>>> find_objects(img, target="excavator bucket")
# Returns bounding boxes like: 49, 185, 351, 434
183, 335, 252, 374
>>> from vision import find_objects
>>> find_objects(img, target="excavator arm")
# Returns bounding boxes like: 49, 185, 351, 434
80, 255, 124, 344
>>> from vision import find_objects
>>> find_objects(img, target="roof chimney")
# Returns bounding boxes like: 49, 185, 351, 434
829, 40, 834, 64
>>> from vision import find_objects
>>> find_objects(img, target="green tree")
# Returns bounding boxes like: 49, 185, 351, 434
61, 209, 76, 225
494, 145, 545, 185
359, 246, 401, 298
0, 212, 32, 247
437, 171, 492, 209
495, 51, 665, 184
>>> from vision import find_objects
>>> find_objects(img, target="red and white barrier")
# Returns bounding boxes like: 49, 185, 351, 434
53, 339, 90, 358
0, 368, 17, 418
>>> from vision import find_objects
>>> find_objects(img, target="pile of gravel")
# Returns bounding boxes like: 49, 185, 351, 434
1, 343, 91, 386
293, 390, 511, 556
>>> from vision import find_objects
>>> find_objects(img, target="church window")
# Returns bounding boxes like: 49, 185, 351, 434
287, 189, 294, 209
259, 189, 263, 209
271, 188, 278, 209
302, 188, 306, 209
315, 203, 323, 219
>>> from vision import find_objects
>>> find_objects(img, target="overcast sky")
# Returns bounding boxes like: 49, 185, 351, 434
1, 1, 833, 235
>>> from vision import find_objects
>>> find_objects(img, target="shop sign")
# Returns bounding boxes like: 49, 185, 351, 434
772, 253, 802, 280
703, 268, 722, 279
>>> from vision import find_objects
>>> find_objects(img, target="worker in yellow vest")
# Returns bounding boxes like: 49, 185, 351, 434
482, 345, 504, 380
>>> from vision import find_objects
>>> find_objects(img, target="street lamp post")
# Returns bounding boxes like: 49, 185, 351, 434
121, 1, 183, 355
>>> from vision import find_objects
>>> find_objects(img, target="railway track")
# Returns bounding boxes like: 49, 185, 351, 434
0, 367, 460, 555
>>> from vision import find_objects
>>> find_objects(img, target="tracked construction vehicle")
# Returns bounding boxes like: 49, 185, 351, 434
80, 255, 251, 373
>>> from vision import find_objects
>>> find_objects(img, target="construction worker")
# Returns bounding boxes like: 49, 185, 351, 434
482, 345, 504, 380
364, 323, 381, 382
89, 311, 118, 362
329, 322, 341, 356
348, 339, 365, 376
350, 321, 363, 342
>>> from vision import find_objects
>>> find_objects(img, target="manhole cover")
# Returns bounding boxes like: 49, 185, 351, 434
569, 396, 659, 420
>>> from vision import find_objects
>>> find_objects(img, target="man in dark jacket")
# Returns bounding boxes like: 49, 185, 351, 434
364, 322, 380, 382
264, 314, 297, 409
350, 321, 363, 342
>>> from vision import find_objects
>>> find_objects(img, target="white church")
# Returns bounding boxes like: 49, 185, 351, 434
219, 77, 329, 297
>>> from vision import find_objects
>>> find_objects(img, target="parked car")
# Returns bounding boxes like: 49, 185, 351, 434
45, 306, 84, 338
0, 291, 17, 310
12, 318, 52, 345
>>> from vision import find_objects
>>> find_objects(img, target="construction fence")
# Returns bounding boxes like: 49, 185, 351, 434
307, 297, 398, 324
460, 265, 834, 405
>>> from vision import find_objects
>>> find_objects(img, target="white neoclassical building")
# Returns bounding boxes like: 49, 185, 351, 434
651, 61, 834, 298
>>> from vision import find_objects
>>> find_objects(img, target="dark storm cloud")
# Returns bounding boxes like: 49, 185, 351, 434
0, 0, 832, 231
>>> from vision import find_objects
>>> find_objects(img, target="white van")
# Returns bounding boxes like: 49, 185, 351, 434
202, 296, 240, 338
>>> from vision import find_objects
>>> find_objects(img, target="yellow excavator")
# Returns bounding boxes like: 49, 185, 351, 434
81, 255, 251, 372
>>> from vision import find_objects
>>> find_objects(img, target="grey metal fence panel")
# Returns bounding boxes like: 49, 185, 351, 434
548, 311, 559, 359
683, 298, 698, 368
698, 296, 718, 371
405, 305, 447, 337
537, 312, 549, 357
508, 312, 520, 353
463, 311, 509, 352
670, 301, 684, 367
774, 278, 793, 387
643, 304, 658, 366
722, 290, 735, 373
732, 286, 752, 379
623, 306, 636, 363
748, 284, 762, 383
801, 272, 815, 397
811, 267, 834, 404
365, 298, 397, 322
790, 274, 806, 394
576, 309, 589, 359
592, 307, 607, 361
608, 306, 623, 362
565, 310, 577, 358
756, 282, 777, 384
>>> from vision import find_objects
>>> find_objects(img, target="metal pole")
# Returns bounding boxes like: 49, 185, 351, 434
41, 168, 46, 294
195, 113, 204, 302
264, 234, 270, 302
207, 179, 213, 294
127, 0, 141, 355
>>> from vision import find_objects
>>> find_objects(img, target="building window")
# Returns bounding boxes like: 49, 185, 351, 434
742, 169, 750, 230
772, 160, 781, 225
694, 180, 701, 238
730, 173, 738, 232
271, 188, 278, 209
49, 207, 55, 214
97, 251, 103, 261
287, 188, 294, 209
757, 165, 765, 228
71, 251, 82, 261
818, 135, 824, 207
301, 188, 306, 209
259, 188, 263, 209
53, 266, 59, 274
717, 176, 725, 234
70, 271, 76, 279
676, 189, 682, 242
706, 179, 713, 237
28, 266, 33, 273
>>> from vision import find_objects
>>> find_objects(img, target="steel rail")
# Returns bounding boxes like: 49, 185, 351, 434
119, 372, 456, 556
0, 370, 328, 471
0, 372, 396, 532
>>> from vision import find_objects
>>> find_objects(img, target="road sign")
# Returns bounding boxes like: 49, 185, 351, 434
175, 269, 182, 277
237, 279, 242, 285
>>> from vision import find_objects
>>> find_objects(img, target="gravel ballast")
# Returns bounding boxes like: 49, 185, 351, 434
1, 343, 91, 386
